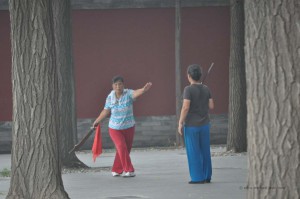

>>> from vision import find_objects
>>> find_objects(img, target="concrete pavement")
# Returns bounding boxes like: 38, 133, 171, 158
0, 146, 248, 199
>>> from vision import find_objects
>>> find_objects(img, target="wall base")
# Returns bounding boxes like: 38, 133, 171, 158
0, 114, 228, 153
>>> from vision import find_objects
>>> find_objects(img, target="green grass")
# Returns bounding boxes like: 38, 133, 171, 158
0, 168, 11, 177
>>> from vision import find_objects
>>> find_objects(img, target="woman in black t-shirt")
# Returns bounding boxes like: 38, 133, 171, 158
178, 64, 214, 184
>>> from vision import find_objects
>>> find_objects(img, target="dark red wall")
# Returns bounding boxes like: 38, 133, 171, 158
72, 8, 176, 118
0, 11, 12, 121
181, 7, 230, 115
72, 7, 230, 118
0, 7, 229, 121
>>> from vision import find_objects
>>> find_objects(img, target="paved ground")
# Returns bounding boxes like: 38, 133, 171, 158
0, 146, 248, 199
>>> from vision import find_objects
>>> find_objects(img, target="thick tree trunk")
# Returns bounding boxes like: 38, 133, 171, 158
7, 0, 69, 198
52, 0, 87, 168
227, 0, 247, 152
245, 0, 300, 198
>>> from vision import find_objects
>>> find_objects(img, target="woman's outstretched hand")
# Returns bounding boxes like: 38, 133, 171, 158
133, 82, 152, 99
143, 82, 152, 93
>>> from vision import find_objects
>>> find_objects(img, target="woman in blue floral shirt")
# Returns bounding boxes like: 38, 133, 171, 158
93, 76, 152, 177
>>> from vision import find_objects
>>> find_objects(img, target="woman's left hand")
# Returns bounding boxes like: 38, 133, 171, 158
143, 82, 152, 93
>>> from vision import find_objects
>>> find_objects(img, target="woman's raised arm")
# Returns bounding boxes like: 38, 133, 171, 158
133, 82, 152, 99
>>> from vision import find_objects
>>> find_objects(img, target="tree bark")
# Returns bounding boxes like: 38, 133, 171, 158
227, 0, 247, 152
7, 0, 69, 198
52, 0, 87, 168
245, 0, 300, 198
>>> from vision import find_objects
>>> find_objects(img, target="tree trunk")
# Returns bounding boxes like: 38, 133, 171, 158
52, 0, 87, 168
227, 0, 247, 152
7, 0, 69, 198
245, 0, 300, 198
175, 0, 184, 146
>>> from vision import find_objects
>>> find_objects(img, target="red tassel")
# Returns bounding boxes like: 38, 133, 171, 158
92, 125, 102, 162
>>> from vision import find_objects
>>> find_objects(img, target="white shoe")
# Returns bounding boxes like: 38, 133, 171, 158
112, 172, 121, 177
123, 172, 136, 177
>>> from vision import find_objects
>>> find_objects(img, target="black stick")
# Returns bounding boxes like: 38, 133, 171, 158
68, 127, 95, 154
201, 62, 214, 84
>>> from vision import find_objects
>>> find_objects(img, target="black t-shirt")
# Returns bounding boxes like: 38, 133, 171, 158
183, 84, 212, 126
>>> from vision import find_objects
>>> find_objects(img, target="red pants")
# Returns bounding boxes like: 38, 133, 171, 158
109, 126, 135, 173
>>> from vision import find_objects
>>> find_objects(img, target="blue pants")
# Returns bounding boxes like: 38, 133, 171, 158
184, 124, 212, 182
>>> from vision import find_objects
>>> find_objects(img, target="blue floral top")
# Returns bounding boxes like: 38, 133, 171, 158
104, 89, 135, 130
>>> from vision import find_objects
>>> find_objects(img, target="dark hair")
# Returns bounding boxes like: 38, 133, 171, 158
187, 64, 202, 81
112, 75, 124, 83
